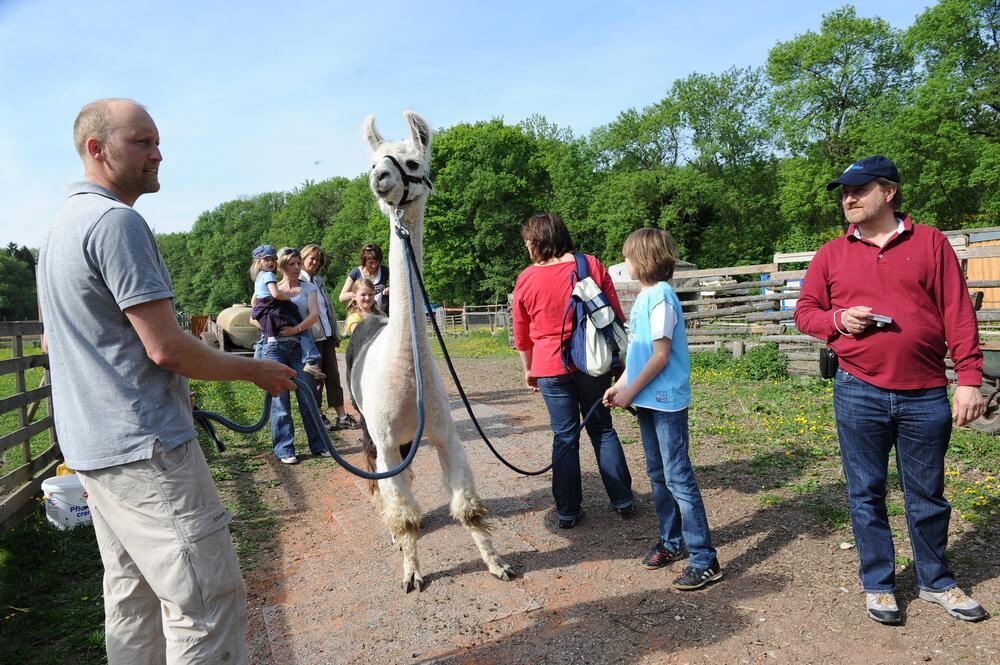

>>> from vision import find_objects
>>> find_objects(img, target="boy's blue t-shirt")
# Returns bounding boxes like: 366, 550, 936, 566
626, 281, 691, 412
254, 271, 278, 299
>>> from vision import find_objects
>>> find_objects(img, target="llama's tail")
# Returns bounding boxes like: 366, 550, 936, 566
360, 418, 378, 495
360, 419, 414, 495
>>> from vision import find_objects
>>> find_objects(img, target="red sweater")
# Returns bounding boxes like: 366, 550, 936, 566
513, 254, 626, 377
794, 216, 982, 389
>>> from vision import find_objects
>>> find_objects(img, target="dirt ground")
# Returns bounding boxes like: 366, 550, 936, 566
241, 355, 999, 665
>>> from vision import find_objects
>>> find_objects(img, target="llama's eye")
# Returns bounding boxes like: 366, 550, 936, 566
370, 163, 375, 170
405, 160, 419, 170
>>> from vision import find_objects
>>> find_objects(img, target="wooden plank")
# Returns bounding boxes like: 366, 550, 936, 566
0, 354, 48, 376
773, 251, 816, 264
956, 246, 1000, 260
674, 263, 778, 280
0, 444, 60, 497
681, 292, 799, 308
0, 385, 51, 416
0, 457, 60, 532
686, 303, 776, 321
747, 311, 798, 322
760, 335, 825, 344
0, 416, 54, 457
0, 321, 43, 337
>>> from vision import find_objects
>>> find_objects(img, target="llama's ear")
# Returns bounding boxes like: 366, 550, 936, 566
362, 115, 383, 152
403, 111, 432, 154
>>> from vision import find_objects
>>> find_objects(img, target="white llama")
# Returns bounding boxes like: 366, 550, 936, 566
345, 111, 514, 592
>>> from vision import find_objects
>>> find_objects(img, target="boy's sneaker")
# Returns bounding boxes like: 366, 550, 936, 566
303, 363, 326, 380
672, 559, 723, 590
918, 587, 988, 622
866, 592, 902, 625
337, 414, 360, 430
313, 450, 332, 458
279, 455, 299, 465
641, 540, 687, 570
321, 415, 335, 432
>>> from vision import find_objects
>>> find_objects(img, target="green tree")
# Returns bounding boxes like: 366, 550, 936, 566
0, 252, 36, 320
424, 120, 552, 303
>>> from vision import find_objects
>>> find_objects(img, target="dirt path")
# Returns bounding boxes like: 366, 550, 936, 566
241, 356, 998, 665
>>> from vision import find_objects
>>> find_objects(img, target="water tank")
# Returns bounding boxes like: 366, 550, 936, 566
215, 304, 259, 350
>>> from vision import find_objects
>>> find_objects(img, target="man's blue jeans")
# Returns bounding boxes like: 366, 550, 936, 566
635, 407, 717, 569
833, 368, 956, 593
260, 338, 326, 459
537, 371, 634, 521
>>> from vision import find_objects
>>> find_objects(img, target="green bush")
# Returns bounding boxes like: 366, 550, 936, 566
690, 348, 736, 371
735, 343, 788, 380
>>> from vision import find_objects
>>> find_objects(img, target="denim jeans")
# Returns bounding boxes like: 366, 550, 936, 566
260, 338, 326, 459
298, 332, 321, 365
635, 407, 717, 569
537, 371, 634, 521
833, 368, 956, 593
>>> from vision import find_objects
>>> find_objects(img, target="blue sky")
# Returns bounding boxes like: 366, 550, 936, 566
0, 0, 930, 249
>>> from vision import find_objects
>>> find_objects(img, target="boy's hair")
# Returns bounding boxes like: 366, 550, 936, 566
622, 228, 679, 283
348, 278, 381, 315
359, 243, 383, 267
521, 213, 575, 263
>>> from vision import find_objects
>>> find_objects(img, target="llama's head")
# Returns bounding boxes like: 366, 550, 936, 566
363, 111, 434, 215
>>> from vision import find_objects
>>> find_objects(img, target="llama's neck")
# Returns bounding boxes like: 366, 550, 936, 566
385, 202, 428, 353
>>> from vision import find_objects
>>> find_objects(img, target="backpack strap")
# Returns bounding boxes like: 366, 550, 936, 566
574, 252, 589, 280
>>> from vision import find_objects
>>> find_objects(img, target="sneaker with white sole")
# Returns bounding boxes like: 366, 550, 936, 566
672, 558, 723, 590
866, 592, 902, 625
337, 414, 360, 430
279, 455, 299, 465
918, 587, 988, 622
303, 363, 326, 380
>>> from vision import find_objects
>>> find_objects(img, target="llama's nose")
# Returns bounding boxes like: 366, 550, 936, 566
377, 171, 391, 184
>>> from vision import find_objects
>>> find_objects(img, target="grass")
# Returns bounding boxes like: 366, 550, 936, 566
2, 341, 999, 662
0, 346, 51, 472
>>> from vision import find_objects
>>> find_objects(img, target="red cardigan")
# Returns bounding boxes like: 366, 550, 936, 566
512, 254, 626, 378
794, 216, 982, 389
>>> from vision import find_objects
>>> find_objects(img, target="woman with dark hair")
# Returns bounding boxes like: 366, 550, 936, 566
512, 213, 635, 528
340, 243, 390, 314
300, 243, 359, 431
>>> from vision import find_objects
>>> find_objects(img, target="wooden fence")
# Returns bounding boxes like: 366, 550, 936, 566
619, 225, 1000, 378
0, 321, 58, 532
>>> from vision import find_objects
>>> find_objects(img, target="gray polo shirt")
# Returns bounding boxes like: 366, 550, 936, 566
37, 181, 195, 471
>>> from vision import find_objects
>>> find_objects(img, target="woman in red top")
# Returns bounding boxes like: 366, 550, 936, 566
512, 213, 635, 529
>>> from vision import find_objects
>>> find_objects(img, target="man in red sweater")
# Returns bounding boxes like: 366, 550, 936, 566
795, 155, 988, 625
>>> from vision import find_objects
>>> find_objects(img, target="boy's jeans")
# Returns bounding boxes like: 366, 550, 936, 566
635, 407, 717, 569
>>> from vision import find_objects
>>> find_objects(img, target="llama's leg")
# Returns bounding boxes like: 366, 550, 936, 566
373, 435, 425, 592
435, 428, 514, 581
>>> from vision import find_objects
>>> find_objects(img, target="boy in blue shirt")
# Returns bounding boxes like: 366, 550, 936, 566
603, 228, 721, 590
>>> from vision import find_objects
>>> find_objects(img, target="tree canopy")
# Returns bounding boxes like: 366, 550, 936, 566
14, 2, 998, 317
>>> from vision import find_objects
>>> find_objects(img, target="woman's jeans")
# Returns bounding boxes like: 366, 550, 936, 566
260, 338, 326, 459
635, 407, 717, 569
537, 371, 634, 521
833, 368, 956, 593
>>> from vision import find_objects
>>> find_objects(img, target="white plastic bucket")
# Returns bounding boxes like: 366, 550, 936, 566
41, 474, 92, 530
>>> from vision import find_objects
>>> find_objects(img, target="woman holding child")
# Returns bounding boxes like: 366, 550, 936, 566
259, 247, 330, 464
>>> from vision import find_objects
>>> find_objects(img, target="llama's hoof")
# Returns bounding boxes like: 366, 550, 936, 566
403, 574, 424, 593
490, 560, 516, 581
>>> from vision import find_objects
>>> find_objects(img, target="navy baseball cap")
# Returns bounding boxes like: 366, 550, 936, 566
252, 244, 277, 259
826, 155, 900, 190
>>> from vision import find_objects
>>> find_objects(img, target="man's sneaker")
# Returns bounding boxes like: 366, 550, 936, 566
614, 504, 636, 519
918, 587, 989, 622
558, 510, 585, 529
337, 414, 360, 430
279, 455, 299, 465
672, 559, 723, 590
641, 540, 687, 570
303, 363, 326, 380
866, 592, 902, 625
